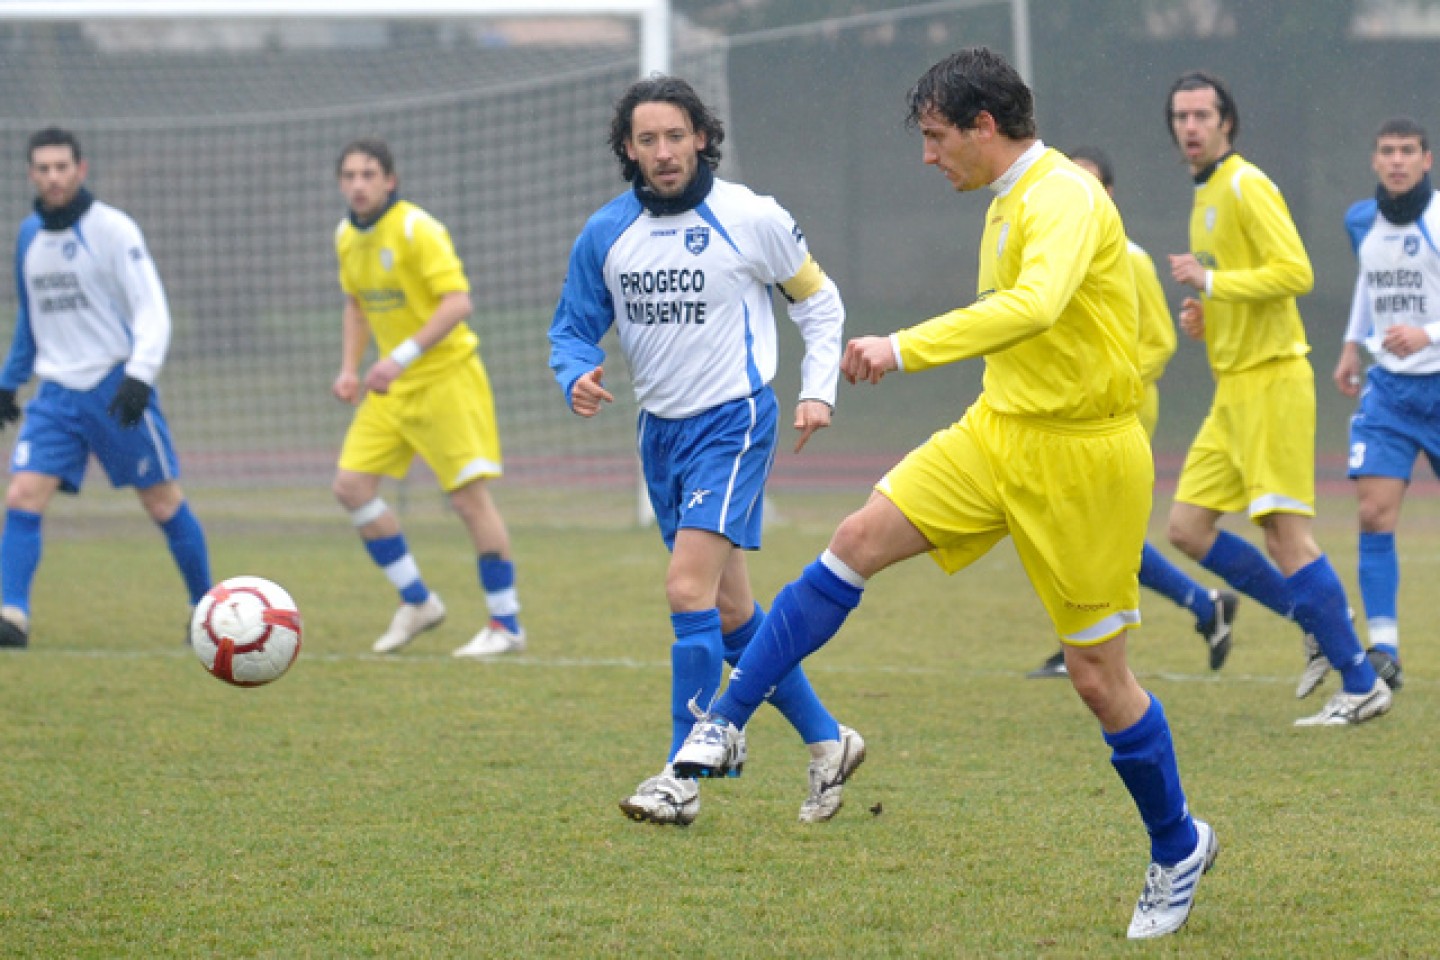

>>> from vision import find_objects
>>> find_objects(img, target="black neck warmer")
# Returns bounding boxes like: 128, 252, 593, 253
633, 161, 714, 216
350, 191, 399, 230
1192, 151, 1235, 185
1377, 174, 1432, 225
35, 187, 94, 231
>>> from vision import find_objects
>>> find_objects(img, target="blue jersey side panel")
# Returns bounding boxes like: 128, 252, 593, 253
549, 192, 643, 403
1, 214, 43, 390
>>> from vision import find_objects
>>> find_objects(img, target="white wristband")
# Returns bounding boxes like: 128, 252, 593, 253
389, 338, 422, 368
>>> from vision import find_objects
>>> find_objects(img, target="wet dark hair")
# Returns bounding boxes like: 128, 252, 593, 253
336, 137, 396, 177
607, 75, 725, 182
904, 46, 1036, 140
1375, 117, 1429, 152
1067, 145, 1114, 188
28, 127, 82, 164
1166, 71, 1239, 145
608, 75, 725, 182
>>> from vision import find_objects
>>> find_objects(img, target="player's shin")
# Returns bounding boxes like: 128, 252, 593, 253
1105, 693, 1197, 865
1288, 556, 1378, 693
668, 609, 725, 760
708, 558, 863, 729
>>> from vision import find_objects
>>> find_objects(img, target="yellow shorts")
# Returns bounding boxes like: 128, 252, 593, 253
1174, 356, 1315, 523
338, 355, 502, 491
876, 397, 1152, 644
1139, 382, 1160, 440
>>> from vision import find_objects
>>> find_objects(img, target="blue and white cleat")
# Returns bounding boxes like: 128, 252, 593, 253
1127, 819, 1218, 940
672, 715, 747, 779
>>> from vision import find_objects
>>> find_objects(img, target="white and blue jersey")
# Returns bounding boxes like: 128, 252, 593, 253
1343, 191, 1440, 479
550, 177, 840, 419
1, 200, 180, 492
551, 175, 842, 547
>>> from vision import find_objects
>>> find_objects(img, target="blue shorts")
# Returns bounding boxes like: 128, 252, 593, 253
10, 364, 181, 494
1348, 367, 1440, 481
639, 387, 778, 551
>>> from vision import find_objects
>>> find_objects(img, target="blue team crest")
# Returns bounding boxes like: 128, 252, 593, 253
684, 225, 710, 255
379, 247, 394, 271
1405, 235, 1420, 256
62, 240, 78, 260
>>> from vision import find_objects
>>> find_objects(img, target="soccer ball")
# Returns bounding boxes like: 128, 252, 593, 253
190, 576, 303, 687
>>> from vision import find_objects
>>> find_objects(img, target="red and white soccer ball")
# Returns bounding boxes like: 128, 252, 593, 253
190, 576, 302, 687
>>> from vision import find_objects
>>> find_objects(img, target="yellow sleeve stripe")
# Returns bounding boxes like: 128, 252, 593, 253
777, 255, 826, 302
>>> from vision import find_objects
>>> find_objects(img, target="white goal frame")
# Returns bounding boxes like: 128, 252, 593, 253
0, 0, 672, 75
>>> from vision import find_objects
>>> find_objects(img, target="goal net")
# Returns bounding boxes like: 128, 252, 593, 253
0, 2, 727, 513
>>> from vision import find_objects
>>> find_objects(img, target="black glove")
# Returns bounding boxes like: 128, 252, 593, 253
108, 376, 152, 428
0, 389, 18, 429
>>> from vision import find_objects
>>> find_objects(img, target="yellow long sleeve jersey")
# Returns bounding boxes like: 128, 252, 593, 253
895, 147, 1142, 422
1130, 241, 1177, 386
336, 200, 478, 391
1188, 153, 1313, 375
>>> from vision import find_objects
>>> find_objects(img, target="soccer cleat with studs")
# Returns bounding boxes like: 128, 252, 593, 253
1294, 679, 1392, 727
619, 771, 700, 826
672, 715, 747, 779
0, 606, 28, 649
372, 592, 446, 654
1026, 648, 1068, 679
799, 725, 866, 823
1196, 590, 1238, 671
1127, 819, 1218, 939
453, 622, 526, 658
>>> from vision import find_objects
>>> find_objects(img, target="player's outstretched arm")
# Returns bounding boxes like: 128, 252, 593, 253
569, 366, 614, 418
842, 335, 899, 385
792, 399, 831, 453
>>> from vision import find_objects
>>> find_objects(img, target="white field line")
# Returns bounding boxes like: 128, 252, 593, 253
5, 646, 1408, 689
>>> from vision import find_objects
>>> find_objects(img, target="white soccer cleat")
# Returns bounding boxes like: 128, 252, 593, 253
371, 593, 446, 654
1295, 632, 1331, 699
672, 716, 747, 779
453, 623, 526, 658
1294, 679, 1392, 727
0, 605, 29, 649
619, 771, 700, 826
1127, 819, 1219, 940
799, 725, 867, 824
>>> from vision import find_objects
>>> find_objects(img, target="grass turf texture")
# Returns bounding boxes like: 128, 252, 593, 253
3, 487, 1439, 958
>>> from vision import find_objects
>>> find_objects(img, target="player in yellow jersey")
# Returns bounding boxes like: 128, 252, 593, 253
1027, 145, 1238, 679
1163, 72, 1388, 726
332, 138, 524, 658
672, 48, 1215, 940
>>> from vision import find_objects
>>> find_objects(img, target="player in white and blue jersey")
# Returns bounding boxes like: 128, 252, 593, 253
0, 128, 211, 649
1331, 117, 1440, 693
550, 76, 861, 826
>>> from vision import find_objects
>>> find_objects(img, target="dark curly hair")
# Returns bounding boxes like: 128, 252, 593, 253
608, 76, 724, 183
904, 46, 1035, 140
1166, 71, 1238, 145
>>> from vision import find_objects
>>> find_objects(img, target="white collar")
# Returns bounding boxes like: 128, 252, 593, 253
990, 140, 1046, 197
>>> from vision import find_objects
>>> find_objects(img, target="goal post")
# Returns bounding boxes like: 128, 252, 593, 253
0, 0, 697, 523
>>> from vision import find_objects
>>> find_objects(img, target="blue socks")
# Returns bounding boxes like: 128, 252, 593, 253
669, 608, 724, 760
1, 508, 42, 615
1140, 542, 1214, 627
1200, 530, 1292, 618
723, 603, 840, 744
365, 534, 430, 605
478, 554, 520, 633
1288, 556, 1376, 694
710, 558, 864, 730
160, 501, 212, 606
1105, 694, 1197, 866
1358, 531, 1398, 658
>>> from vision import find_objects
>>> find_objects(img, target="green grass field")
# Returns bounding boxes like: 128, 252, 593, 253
3, 486, 1439, 958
